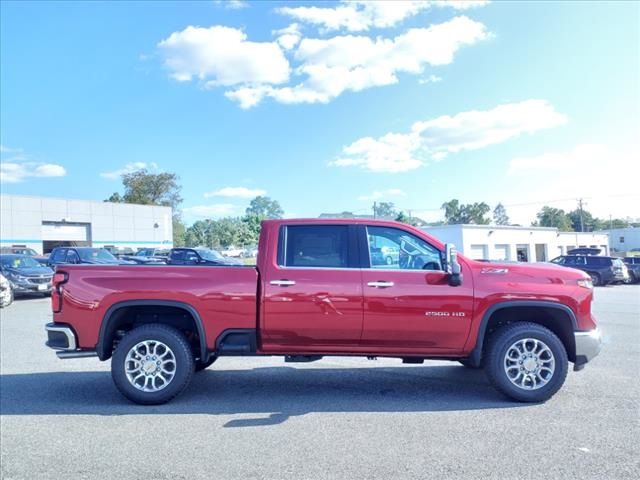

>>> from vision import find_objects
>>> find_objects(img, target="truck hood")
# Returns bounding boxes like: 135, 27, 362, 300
469, 259, 589, 284
3, 266, 54, 277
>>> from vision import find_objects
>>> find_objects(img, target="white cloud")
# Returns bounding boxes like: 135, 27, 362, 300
419, 74, 442, 84
100, 162, 158, 180
274, 23, 302, 51
0, 146, 67, 183
159, 16, 490, 108
508, 144, 607, 175
183, 203, 242, 218
226, 16, 490, 107
204, 186, 266, 198
333, 100, 567, 173
214, 0, 248, 9
277, 1, 489, 33
358, 188, 407, 201
158, 25, 290, 87
1, 161, 67, 183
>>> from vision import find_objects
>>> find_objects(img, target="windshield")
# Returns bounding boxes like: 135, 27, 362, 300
197, 249, 224, 261
77, 249, 119, 263
1, 256, 42, 268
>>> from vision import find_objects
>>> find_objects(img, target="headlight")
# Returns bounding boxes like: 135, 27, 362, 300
577, 278, 593, 289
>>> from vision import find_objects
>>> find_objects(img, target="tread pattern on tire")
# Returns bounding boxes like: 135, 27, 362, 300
111, 323, 195, 405
484, 321, 568, 403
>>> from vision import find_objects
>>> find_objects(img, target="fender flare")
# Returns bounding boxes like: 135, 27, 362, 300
97, 300, 208, 361
468, 300, 577, 367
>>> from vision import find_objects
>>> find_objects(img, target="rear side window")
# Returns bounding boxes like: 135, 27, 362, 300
282, 225, 350, 268
170, 250, 185, 261
586, 257, 611, 267
50, 249, 66, 263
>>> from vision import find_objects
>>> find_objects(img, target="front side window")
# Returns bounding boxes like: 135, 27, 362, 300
66, 250, 80, 263
77, 249, 119, 264
283, 225, 349, 268
550, 256, 565, 264
367, 226, 442, 271
50, 249, 66, 262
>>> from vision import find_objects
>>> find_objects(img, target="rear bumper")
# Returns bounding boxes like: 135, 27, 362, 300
45, 322, 97, 359
573, 328, 602, 371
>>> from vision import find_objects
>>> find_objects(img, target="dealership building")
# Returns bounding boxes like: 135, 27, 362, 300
0, 194, 173, 254
423, 224, 610, 262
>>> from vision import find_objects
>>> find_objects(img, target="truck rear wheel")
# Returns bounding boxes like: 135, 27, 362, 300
485, 322, 568, 403
111, 324, 195, 405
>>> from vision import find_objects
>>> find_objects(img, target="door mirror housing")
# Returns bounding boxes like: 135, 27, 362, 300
443, 244, 463, 287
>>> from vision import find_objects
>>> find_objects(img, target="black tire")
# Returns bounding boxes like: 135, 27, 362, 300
589, 272, 601, 287
385, 256, 393, 265
195, 355, 218, 372
111, 324, 195, 405
485, 322, 568, 403
458, 359, 480, 369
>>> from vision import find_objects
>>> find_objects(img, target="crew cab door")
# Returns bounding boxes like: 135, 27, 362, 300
261, 224, 363, 352
359, 225, 474, 353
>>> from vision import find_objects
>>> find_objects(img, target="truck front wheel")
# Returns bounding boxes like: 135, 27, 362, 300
485, 322, 568, 403
111, 324, 195, 405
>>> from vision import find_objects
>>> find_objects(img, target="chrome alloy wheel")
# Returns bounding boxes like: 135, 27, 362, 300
125, 340, 176, 392
503, 338, 555, 390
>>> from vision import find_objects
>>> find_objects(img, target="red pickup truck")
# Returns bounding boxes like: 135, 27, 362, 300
45, 219, 602, 405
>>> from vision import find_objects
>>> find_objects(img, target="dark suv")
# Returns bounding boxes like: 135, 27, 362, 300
623, 257, 640, 283
48, 247, 131, 267
550, 255, 627, 286
167, 248, 243, 266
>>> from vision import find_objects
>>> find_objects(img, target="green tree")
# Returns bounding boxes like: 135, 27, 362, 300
395, 211, 426, 227
493, 203, 510, 225
106, 168, 184, 245
535, 206, 573, 231
441, 199, 490, 224
374, 202, 397, 218
245, 196, 284, 219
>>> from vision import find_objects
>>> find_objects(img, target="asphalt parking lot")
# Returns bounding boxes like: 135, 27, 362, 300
1, 286, 639, 480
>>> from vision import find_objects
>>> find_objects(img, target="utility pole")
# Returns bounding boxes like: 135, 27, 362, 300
373, 201, 377, 219
578, 198, 585, 232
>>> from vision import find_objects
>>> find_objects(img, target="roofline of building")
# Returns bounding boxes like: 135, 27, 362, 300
0, 193, 172, 210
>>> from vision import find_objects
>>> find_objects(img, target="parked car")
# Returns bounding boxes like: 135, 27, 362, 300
626, 248, 640, 258
0, 246, 49, 266
550, 255, 627, 286
48, 247, 133, 267
167, 248, 244, 266
220, 246, 244, 258
0, 254, 53, 296
45, 219, 601, 406
623, 257, 640, 283
135, 248, 170, 260
241, 246, 259, 258
0, 273, 14, 307
370, 246, 400, 266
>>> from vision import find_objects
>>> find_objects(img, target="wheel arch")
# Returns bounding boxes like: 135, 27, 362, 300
97, 300, 207, 361
468, 301, 577, 367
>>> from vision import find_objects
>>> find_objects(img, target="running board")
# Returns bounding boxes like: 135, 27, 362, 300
285, 355, 323, 363
56, 350, 98, 359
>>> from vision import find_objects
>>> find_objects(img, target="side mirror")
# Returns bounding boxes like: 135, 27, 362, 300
444, 244, 463, 287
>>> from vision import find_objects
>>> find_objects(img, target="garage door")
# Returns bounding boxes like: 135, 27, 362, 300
42, 223, 89, 241
469, 244, 488, 260
493, 244, 509, 261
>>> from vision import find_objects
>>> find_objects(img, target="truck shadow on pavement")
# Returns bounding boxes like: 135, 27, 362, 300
0, 365, 531, 426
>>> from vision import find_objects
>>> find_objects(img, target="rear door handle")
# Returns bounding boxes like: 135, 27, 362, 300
367, 281, 394, 288
270, 280, 296, 286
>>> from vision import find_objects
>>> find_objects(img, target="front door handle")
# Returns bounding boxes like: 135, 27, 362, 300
367, 281, 394, 288
270, 279, 296, 286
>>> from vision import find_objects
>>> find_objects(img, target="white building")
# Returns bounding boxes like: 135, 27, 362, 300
423, 224, 609, 262
597, 227, 640, 254
0, 194, 173, 254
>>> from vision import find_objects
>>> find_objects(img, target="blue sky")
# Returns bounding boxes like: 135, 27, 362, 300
1, 0, 638, 225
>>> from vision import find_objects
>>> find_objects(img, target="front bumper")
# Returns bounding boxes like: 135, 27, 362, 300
45, 323, 97, 359
573, 328, 602, 371
10, 279, 52, 294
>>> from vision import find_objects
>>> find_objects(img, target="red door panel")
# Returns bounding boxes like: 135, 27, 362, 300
361, 267, 474, 352
261, 268, 364, 351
